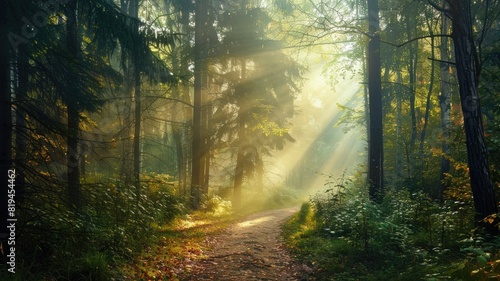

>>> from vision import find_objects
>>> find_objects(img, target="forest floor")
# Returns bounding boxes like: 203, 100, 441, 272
120, 206, 313, 280
179, 206, 312, 281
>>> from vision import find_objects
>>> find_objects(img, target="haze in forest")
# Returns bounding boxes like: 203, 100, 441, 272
2, 0, 500, 279
270, 63, 365, 194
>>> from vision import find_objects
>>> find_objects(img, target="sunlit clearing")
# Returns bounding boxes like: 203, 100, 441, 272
269, 63, 365, 196
237, 216, 274, 228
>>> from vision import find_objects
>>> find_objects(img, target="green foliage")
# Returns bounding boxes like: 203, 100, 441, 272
314, 183, 417, 255
64, 251, 111, 281
16, 172, 182, 280
200, 195, 233, 217
283, 174, 489, 281
457, 236, 500, 280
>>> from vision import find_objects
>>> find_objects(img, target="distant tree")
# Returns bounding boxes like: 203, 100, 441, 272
438, 9, 451, 202
130, 0, 142, 199
214, 4, 300, 207
167, 0, 193, 196
113, 0, 178, 201
418, 9, 438, 175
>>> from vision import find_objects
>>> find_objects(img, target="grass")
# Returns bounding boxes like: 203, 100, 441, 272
282, 202, 430, 281
282, 201, 500, 281
282, 202, 356, 281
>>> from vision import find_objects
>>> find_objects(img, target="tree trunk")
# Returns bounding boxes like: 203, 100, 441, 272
367, 0, 384, 202
126, 0, 141, 199
362, 45, 370, 179
439, 12, 451, 203
0, 0, 12, 250
405, 13, 418, 156
172, 118, 185, 195
169, 38, 186, 196
396, 71, 403, 184
233, 58, 248, 208
191, 0, 206, 209
67, 105, 81, 211
203, 100, 212, 195
200, 9, 215, 197
446, 0, 498, 220
133, 51, 141, 194
181, 5, 192, 196
80, 141, 86, 180
256, 156, 264, 193
15, 45, 28, 198
66, 0, 81, 212
419, 27, 436, 169
233, 145, 244, 209
119, 0, 134, 187
200, 73, 208, 195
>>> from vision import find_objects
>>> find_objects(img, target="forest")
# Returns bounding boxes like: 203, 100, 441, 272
1, 0, 500, 280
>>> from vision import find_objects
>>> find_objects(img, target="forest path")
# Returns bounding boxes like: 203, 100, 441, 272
180, 206, 309, 281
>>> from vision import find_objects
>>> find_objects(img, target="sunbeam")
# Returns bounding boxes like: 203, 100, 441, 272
267, 63, 365, 195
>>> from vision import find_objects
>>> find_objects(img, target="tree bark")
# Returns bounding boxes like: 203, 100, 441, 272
396, 71, 403, 184
203, 101, 211, 195
367, 0, 384, 202
0, 0, 12, 250
406, 13, 418, 153
181, 4, 192, 196
200, 73, 208, 195
446, 0, 498, 219
66, 0, 81, 212
233, 58, 248, 208
128, 0, 142, 199
172, 109, 186, 195
119, 0, 134, 187
439, 12, 451, 203
419, 26, 436, 168
256, 156, 264, 193
191, 0, 206, 209
233, 146, 245, 209
169, 35, 186, 196
15, 45, 28, 198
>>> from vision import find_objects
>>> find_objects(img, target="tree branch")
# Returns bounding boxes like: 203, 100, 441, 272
427, 0, 451, 14
427, 57, 455, 66
380, 34, 453, 48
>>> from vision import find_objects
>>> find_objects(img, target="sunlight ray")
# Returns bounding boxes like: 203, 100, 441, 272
268, 64, 365, 192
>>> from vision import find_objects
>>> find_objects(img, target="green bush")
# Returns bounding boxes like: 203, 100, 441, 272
286, 173, 481, 280
16, 172, 183, 280
201, 195, 233, 217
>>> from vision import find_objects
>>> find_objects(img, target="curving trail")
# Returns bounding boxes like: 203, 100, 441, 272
181, 206, 311, 281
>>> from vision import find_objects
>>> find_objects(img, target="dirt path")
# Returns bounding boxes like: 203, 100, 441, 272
181, 206, 310, 281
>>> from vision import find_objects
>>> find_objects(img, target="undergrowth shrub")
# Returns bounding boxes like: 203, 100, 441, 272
201, 195, 233, 217
15, 172, 182, 280
303, 173, 481, 280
